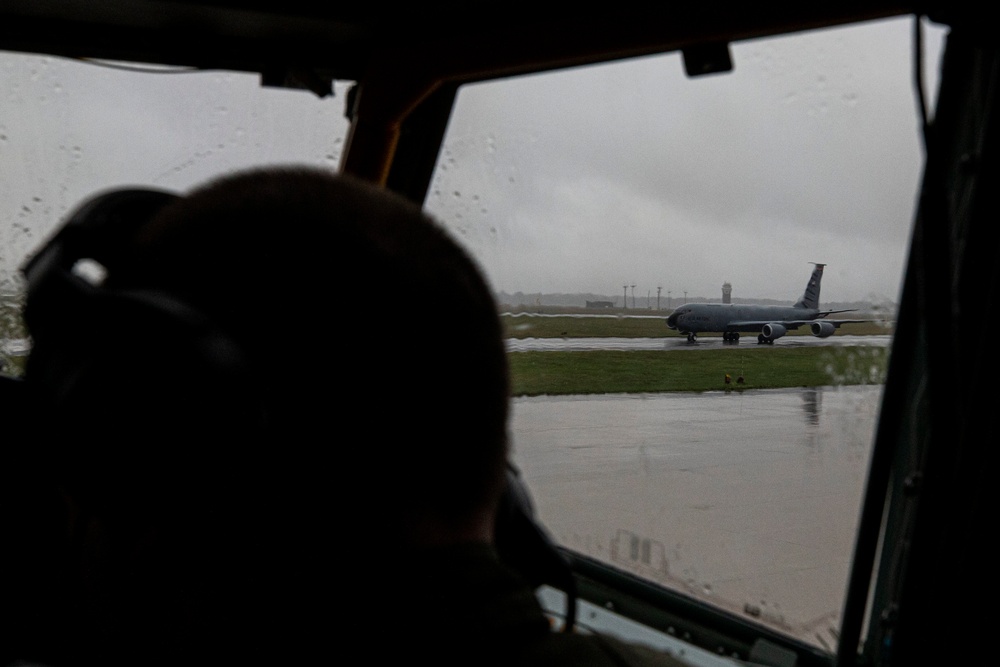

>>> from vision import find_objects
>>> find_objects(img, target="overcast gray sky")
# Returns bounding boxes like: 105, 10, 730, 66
0, 55, 351, 294
426, 16, 946, 305
1, 15, 945, 306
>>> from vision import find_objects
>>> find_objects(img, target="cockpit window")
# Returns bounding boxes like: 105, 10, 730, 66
426, 16, 944, 651
0, 53, 351, 372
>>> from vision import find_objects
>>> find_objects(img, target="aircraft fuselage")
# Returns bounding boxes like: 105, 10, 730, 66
666, 303, 820, 334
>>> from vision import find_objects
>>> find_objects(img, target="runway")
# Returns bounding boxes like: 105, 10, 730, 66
506, 334, 890, 352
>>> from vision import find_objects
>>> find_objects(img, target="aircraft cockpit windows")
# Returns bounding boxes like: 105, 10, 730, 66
0, 53, 352, 373
425, 16, 945, 655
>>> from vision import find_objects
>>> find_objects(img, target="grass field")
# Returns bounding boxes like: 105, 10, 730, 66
508, 345, 889, 396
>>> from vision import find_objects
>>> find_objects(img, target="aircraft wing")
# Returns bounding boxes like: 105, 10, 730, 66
727, 319, 810, 329
818, 319, 874, 326
728, 317, 874, 327
727, 318, 876, 335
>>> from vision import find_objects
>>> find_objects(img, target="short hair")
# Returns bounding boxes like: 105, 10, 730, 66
30, 165, 511, 543
24, 166, 512, 661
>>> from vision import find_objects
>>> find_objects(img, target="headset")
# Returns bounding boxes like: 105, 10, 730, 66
21, 188, 257, 419
497, 463, 578, 631
19, 185, 578, 629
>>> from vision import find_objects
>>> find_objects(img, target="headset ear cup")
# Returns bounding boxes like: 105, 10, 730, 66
23, 189, 180, 338
21, 187, 270, 509
27, 287, 269, 526
23, 186, 265, 424
29, 288, 265, 434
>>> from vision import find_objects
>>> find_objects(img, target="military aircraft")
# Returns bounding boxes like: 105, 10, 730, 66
665, 263, 871, 344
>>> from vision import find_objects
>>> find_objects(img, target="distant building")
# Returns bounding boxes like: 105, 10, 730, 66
586, 300, 615, 309
722, 282, 732, 304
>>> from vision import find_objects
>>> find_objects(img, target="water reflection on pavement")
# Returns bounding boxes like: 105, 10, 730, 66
509, 384, 882, 651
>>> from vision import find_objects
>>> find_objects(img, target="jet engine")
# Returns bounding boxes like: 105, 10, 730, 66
810, 321, 836, 338
761, 323, 787, 340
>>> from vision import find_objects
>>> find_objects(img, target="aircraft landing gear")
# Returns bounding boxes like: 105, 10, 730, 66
723, 332, 740, 343
686, 333, 697, 343
757, 334, 774, 345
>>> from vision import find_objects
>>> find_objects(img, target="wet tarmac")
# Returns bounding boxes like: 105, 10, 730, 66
510, 384, 882, 651
506, 334, 890, 352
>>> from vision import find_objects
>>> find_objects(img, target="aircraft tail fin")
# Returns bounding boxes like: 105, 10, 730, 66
794, 263, 825, 309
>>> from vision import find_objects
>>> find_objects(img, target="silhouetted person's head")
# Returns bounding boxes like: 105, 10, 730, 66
22, 166, 511, 664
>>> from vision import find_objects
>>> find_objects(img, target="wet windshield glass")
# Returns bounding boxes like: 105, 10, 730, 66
0, 15, 947, 655
425, 16, 944, 651
0, 54, 350, 372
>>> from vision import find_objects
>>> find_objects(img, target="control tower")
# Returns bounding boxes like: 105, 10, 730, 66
722, 282, 732, 304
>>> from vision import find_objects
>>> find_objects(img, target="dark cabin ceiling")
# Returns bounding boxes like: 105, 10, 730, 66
1, 2, 923, 86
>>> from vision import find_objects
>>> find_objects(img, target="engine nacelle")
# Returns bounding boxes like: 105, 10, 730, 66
810, 321, 836, 338
761, 323, 787, 340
